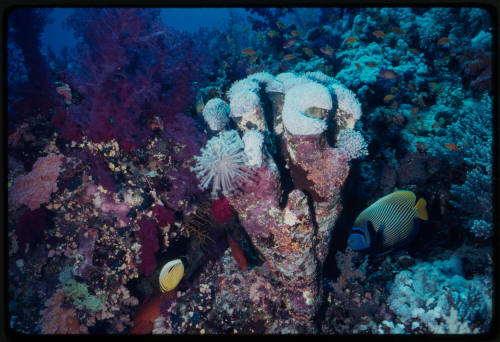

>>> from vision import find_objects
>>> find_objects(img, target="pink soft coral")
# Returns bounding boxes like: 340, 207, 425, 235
9, 153, 64, 211
211, 196, 233, 224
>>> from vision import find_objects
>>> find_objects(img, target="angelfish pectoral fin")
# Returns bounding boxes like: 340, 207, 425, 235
370, 222, 386, 254
415, 198, 428, 220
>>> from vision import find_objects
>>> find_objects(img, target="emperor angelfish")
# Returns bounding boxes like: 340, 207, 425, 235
347, 190, 428, 254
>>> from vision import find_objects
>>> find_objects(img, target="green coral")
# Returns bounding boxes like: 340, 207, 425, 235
58, 266, 104, 312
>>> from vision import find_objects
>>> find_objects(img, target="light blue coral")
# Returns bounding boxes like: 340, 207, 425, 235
450, 165, 493, 239
202, 98, 230, 131
335, 129, 368, 160
335, 40, 429, 90
388, 256, 492, 333
426, 95, 492, 168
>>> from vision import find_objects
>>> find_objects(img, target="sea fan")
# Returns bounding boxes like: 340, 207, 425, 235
192, 130, 252, 198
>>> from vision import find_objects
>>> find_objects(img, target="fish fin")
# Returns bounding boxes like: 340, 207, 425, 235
415, 198, 428, 220
370, 222, 385, 255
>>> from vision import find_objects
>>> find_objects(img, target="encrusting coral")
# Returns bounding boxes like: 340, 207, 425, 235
39, 289, 89, 334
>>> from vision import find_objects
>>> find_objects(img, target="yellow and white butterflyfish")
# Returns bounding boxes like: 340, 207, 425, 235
159, 259, 184, 293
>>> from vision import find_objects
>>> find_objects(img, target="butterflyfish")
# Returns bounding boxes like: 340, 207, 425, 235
159, 259, 184, 293
347, 190, 428, 254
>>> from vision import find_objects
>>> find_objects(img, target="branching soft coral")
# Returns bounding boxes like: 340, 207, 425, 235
55, 9, 209, 150
9, 153, 64, 211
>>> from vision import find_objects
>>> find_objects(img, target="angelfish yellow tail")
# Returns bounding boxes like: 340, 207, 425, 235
415, 198, 428, 220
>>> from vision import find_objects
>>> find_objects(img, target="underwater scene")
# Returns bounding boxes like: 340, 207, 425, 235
6, 7, 495, 335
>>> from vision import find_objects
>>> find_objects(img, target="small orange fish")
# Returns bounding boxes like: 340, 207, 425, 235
366, 61, 378, 67
391, 27, 404, 34
208, 87, 216, 96
411, 107, 419, 115
390, 101, 399, 109
384, 94, 396, 102
438, 37, 452, 45
291, 30, 302, 37
394, 55, 401, 61
283, 54, 296, 60
380, 69, 398, 79
242, 48, 256, 56
432, 122, 438, 129
373, 30, 387, 38
345, 36, 359, 45
429, 82, 437, 89
355, 62, 362, 70
276, 21, 287, 29
320, 45, 334, 56
302, 47, 314, 57
408, 83, 415, 92
267, 30, 279, 38
442, 55, 450, 62
222, 61, 228, 69
445, 143, 460, 151
438, 87, 444, 94
418, 96, 426, 107
283, 38, 298, 49
390, 87, 399, 93
415, 141, 428, 152
409, 48, 419, 56
248, 55, 258, 63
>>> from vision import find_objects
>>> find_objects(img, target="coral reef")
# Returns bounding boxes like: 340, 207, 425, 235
7, 7, 493, 336
39, 289, 89, 334
188, 70, 366, 332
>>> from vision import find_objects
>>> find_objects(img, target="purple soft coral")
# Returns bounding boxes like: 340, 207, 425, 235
135, 217, 160, 276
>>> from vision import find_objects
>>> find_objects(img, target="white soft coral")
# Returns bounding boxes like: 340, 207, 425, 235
192, 130, 251, 198
282, 81, 333, 136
